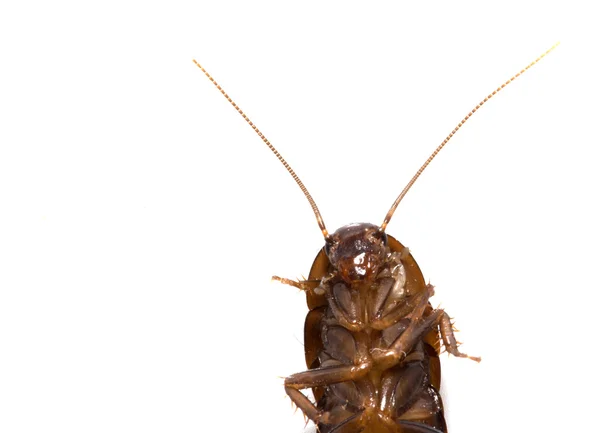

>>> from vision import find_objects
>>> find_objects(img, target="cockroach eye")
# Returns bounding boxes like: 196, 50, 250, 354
372, 229, 388, 246
324, 239, 335, 257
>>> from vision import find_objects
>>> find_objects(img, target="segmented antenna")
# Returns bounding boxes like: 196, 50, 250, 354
380, 42, 560, 231
193, 60, 329, 239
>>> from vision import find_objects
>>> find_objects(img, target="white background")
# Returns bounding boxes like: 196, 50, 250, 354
1, 2, 599, 433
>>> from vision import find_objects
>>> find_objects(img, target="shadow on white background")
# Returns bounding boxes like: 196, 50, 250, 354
1, 2, 598, 433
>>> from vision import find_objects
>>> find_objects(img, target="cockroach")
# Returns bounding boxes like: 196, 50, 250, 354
194, 43, 558, 433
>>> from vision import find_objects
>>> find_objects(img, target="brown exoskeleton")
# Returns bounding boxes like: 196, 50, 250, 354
194, 43, 558, 433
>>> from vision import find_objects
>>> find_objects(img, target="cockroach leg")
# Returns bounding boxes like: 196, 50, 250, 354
374, 309, 444, 371
285, 362, 372, 390
284, 388, 322, 424
284, 363, 373, 425
272, 276, 320, 291
406, 284, 435, 322
372, 285, 444, 370
371, 293, 426, 330
399, 246, 411, 260
325, 291, 365, 332
439, 312, 481, 362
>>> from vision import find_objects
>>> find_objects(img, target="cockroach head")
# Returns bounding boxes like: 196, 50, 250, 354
325, 223, 388, 284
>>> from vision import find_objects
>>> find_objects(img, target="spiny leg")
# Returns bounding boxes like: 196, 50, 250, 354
284, 363, 372, 425
371, 290, 429, 330
272, 275, 320, 291
372, 285, 444, 370
439, 311, 481, 362
284, 388, 321, 424
286, 363, 372, 390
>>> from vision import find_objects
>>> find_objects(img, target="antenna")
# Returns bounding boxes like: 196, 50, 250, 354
193, 60, 329, 239
380, 42, 560, 231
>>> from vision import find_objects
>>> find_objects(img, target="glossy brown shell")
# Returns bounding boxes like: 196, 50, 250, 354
303, 234, 443, 422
